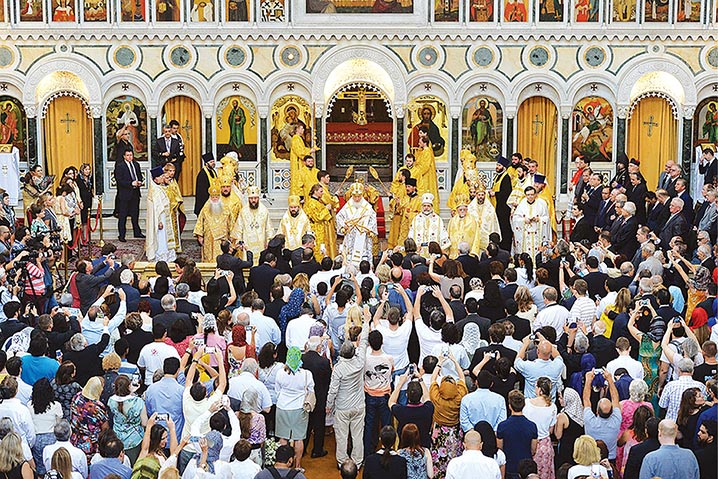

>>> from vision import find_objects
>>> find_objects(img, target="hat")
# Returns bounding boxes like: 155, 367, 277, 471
455, 193, 470, 207
629, 158, 640, 166
208, 183, 221, 197
225, 151, 239, 161
534, 174, 546, 185
247, 185, 260, 197
473, 179, 486, 192
202, 152, 215, 164
421, 193, 434, 205
349, 182, 365, 196
497, 156, 510, 168
405, 178, 417, 187
150, 166, 164, 179
288, 195, 301, 207
218, 171, 233, 187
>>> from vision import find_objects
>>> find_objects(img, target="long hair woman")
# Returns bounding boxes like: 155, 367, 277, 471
52, 361, 82, 420
523, 376, 558, 479
69, 376, 109, 462
676, 387, 709, 448
29, 378, 63, 475
107, 375, 148, 464
473, 421, 506, 477
0, 432, 33, 479
364, 426, 407, 479
617, 405, 653, 474
50, 446, 82, 478
398, 423, 434, 479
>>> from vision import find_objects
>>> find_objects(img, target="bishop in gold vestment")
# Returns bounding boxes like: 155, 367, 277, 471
231, 186, 274, 265
303, 184, 335, 261
468, 182, 501, 254
318, 172, 339, 259
277, 195, 313, 251
162, 163, 185, 254
336, 182, 378, 266
219, 173, 243, 225
447, 194, 478, 258
289, 124, 315, 196
388, 168, 410, 248
193, 184, 233, 262
414, 137, 439, 212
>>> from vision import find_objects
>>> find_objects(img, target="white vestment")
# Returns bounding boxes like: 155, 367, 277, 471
0, 146, 21, 205
146, 182, 176, 262
336, 198, 378, 265
468, 198, 501, 253
408, 212, 450, 257
277, 209, 313, 251
232, 203, 274, 264
512, 197, 550, 259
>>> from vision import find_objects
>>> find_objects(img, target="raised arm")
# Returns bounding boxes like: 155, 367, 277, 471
326, 276, 342, 307
604, 368, 621, 410
626, 309, 643, 342
428, 257, 442, 284
214, 349, 227, 394
660, 323, 676, 365
412, 286, 425, 324
431, 286, 453, 322
583, 370, 594, 408
397, 286, 414, 322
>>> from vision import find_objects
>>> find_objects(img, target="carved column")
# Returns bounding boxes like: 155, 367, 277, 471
150, 117, 159, 168
93, 115, 104, 194
506, 115, 514, 156
451, 117, 459, 190
260, 114, 268, 192
560, 117, 570, 194
314, 104, 323, 168
616, 105, 628, 163
27, 118, 37, 166
395, 103, 405, 166
681, 116, 693, 184
205, 117, 213, 154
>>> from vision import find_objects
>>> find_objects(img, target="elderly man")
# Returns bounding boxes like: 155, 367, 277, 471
336, 182, 378, 266
659, 357, 707, 421
231, 186, 274, 265
219, 173, 243, 225
639, 419, 699, 479
514, 334, 564, 400
610, 200, 639, 258
512, 186, 550, 259
657, 197, 689, 252
663, 161, 682, 197
277, 195, 313, 252
658, 159, 677, 190
468, 180, 500, 253
448, 194, 478, 258
304, 184, 336, 261
532, 287, 570, 340
408, 193, 450, 257
43, 420, 88, 478
194, 183, 233, 262
583, 368, 621, 460
446, 430, 501, 479
327, 323, 369, 469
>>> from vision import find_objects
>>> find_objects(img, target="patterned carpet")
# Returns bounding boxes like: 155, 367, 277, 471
82, 237, 203, 262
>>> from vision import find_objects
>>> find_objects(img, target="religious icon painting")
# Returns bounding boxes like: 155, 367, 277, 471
503, 0, 528, 21
260, 0, 284, 20
643, 0, 669, 21
0, 0, 5, 22
120, 0, 146, 20
571, 96, 613, 163
156, 0, 180, 20
574, 0, 599, 20
406, 95, 449, 163
694, 97, 718, 145
50, 0, 76, 20
216, 96, 258, 161
469, 0, 494, 20
434, 0, 459, 21
269, 95, 311, 162
611, 0, 635, 19
461, 95, 503, 163
106, 96, 148, 162
675, 0, 700, 21
18, 0, 43, 21
306, 0, 413, 13
82, 0, 107, 21
226, 0, 250, 20
0, 97, 27, 161
538, 0, 563, 20
189, 0, 214, 20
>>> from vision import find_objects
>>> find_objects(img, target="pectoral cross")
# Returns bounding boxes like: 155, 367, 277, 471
181, 120, 192, 140
60, 113, 76, 134
643, 115, 659, 137
532, 114, 543, 136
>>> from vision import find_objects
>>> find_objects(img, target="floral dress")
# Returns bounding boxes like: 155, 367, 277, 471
639, 335, 662, 409
52, 380, 82, 420
399, 448, 430, 479
70, 392, 108, 461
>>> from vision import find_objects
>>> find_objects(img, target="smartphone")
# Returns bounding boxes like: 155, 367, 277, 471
387, 249, 393, 256
245, 325, 254, 332
55, 350, 62, 361
639, 299, 649, 307
529, 333, 537, 342
220, 270, 231, 277
189, 436, 201, 443
491, 351, 499, 359
387, 283, 395, 290
594, 295, 601, 301
408, 364, 416, 375
221, 395, 231, 408
590, 464, 601, 479
442, 347, 449, 358
131, 373, 141, 387
194, 337, 205, 347
156, 413, 169, 421
673, 317, 681, 323
569, 322, 577, 329
594, 369, 603, 375
341, 273, 351, 279
206, 346, 216, 354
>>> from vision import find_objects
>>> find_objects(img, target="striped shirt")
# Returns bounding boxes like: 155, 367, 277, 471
24, 262, 46, 296
570, 296, 596, 329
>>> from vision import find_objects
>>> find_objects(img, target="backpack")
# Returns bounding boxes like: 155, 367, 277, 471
266, 467, 301, 479
665, 339, 684, 383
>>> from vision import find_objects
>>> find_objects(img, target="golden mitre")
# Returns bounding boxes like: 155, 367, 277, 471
349, 181, 365, 196
218, 169, 234, 187
247, 185, 261, 198
288, 195, 301, 207
208, 183, 221, 197
455, 193, 471, 207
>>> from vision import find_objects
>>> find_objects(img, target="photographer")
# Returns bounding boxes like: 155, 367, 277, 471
16, 245, 47, 314
0, 267, 21, 322
72, 257, 117, 315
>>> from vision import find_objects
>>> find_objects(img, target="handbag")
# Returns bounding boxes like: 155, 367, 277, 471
302, 370, 316, 413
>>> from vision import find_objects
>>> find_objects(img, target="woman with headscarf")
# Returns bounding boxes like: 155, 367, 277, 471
568, 353, 597, 395
227, 324, 256, 378
677, 265, 713, 340
274, 346, 314, 470
459, 322, 485, 362
554, 388, 585, 469
70, 376, 109, 462
238, 388, 266, 465
428, 353, 468, 479
108, 375, 147, 464
279, 288, 305, 343
473, 421, 506, 476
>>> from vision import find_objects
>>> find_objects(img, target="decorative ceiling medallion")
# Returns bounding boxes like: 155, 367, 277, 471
418, 46, 438, 67
585, 46, 606, 67
528, 46, 550, 67
225, 45, 246, 67
169, 46, 191, 68
707, 47, 718, 68
280, 46, 301, 67
114, 46, 136, 68
0, 47, 13, 68
473, 47, 494, 67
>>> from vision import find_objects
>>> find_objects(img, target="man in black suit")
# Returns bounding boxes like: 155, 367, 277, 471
579, 173, 603, 225
657, 160, 676, 190
175, 283, 201, 317
594, 186, 616, 233
663, 162, 681, 197
114, 150, 144, 242
648, 189, 671, 231
623, 417, 660, 479
152, 295, 193, 337
610, 201, 639, 259
290, 233, 315, 269
658, 197, 689, 252
291, 248, 320, 278
587, 323, 618, 368
117, 269, 141, 313
302, 336, 332, 458
248, 252, 280, 302
480, 233, 511, 266
499, 299, 531, 340
153, 124, 184, 180
216, 240, 252, 293
455, 298, 491, 340
627, 173, 648, 225
699, 147, 716, 186
501, 268, 519, 302
468, 323, 517, 377
408, 254, 428, 292
570, 203, 597, 244
583, 256, 608, 299
194, 153, 217, 215
674, 178, 694, 225
456, 242, 480, 280
631, 226, 652, 273
491, 156, 514, 251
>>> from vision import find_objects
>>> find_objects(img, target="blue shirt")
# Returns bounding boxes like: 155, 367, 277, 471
496, 415, 538, 475
514, 356, 564, 400
583, 406, 622, 460
460, 388, 507, 432
118, 359, 139, 378
145, 376, 185, 439
639, 445, 699, 479
388, 287, 410, 315
89, 457, 132, 479
81, 300, 127, 357
20, 355, 59, 386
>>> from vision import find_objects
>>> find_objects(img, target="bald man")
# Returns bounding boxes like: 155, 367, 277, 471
445, 430, 501, 479
582, 368, 622, 460
639, 419, 699, 479
514, 333, 564, 401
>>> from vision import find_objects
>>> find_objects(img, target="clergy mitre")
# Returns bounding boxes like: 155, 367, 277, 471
247, 185, 261, 197
288, 195, 301, 207
218, 169, 234, 187
208, 183, 221, 197
349, 181, 365, 197
455, 193, 470, 207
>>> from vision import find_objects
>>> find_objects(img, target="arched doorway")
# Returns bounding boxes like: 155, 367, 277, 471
162, 96, 202, 195
626, 94, 678, 188
43, 94, 93, 186
516, 96, 558, 189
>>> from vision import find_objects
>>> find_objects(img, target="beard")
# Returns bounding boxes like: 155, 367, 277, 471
352, 198, 363, 208
209, 199, 223, 216
222, 191, 231, 197
249, 201, 259, 210
290, 210, 299, 217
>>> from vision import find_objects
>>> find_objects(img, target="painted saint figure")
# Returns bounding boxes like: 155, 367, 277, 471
228, 99, 246, 150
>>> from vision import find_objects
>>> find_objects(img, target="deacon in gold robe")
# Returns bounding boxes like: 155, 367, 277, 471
507, 163, 532, 210
162, 162, 185, 254
512, 185, 550, 260
303, 184, 335, 261
390, 154, 415, 199
393, 177, 422, 249
146, 167, 176, 262
447, 194, 478, 258
336, 182, 378, 266
193, 184, 233, 262
318, 170, 339, 259
468, 181, 501, 254
219, 174, 243, 225
534, 173, 557, 237
388, 168, 411, 248
231, 186, 274, 265
277, 195, 313, 251
507, 153, 523, 187
289, 124, 316, 196
447, 150, 477, 213
297, 155, 319, 201
414, 136, 439, 212
408, 193, 450, 257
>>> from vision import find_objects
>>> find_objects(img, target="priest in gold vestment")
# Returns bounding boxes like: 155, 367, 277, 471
193, 184, 233, 262
219, 174, 243, 225
336, 182, 378, 266
146, 167, 176, 262
318, 170, 339, 259
277, 195, 313, 251
387, 168, 410, 248
162, 162, 185, 254
414, 136, 439, 212
231, 186, 274, 265
447, 194, 478, 258
289, 124, 316, 196
447, 150, 477, 213
409, 193, 450, 257
468, 181, 501, 254
394, 177, 422, 249
303, 183, 335, 261
534, 173, 557, 237
297, 155, 319, 201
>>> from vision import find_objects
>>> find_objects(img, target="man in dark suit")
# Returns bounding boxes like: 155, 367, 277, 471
570, 203, 597, 244
499, 299, 531, 340
194, 153, 217, 215
593, 186, 614, 233
216, 240, 252, 293
302, 336, 332, 458
698, 147, 716, 186
291, 248, 320, 278
580, 173, 603, 225
588, 326, 618, 368
584, 256, 608, 299
153, 124, 185, 180
611, 202, 639, 259
501, 268, 519, 302
290, 234, 315, 269
114, 150, 144, 242
491, 156, 514, 251
623, 417, 660, 479
175, 283, 201, 317
117, 269, 141, 313
455, 298, 491, 340
674, 178, 694, 225
658, 197, 689, 252
408, 254, 428, 292
657, 160, 676, 190
627, 173, 648, 225
479, 234, 511, 267
663, 162, 682, 197
152, 295, 193, 337
137, 280, 163, 316
648, 189, 671, 231
631, 226, 652, 273
456, 243, 480, 280
248, 252, 280, 302
468, 323, 517, 377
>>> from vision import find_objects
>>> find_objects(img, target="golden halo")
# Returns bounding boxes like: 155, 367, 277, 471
418, 104, 436, 119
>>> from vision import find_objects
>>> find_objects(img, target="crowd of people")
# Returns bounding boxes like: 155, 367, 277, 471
0, 143, 716, 479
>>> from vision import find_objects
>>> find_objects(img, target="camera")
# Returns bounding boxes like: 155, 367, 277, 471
131, 373, 141, 387
672, 317, 681, 323
593, 369, 603, 376
408, 364, 416, 375
341, 273, 351, 279
156, 413, 169, 421
529, 333, 537, 342
569, 322, 577, 329
386, 283, 394, 290
206, 346, 216, 354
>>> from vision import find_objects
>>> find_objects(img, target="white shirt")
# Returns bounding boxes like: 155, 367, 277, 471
137, 341, 181, 385
16, 376, 32, 404
606, 354, 644, 380
375, 319, 412, 370
0, 397, 35, 447
431, 343, 469, 379
248, 311, 281, 350
226, 371, 272, 411
43, 440, 88, 478
182, 387, 222, 438
227, 459, 262, 479
570, 296, 597, 329
309, 270, 337, 294
596, 291, 618, 319
446, 450, 501, 479
29, 401, 63, 434
502, 336, 522, 352
533, 303, 570, 339
568, 464, 609, 479
275, 367, 314, 410
285, 314, 315, 349
415, 319, 443, 363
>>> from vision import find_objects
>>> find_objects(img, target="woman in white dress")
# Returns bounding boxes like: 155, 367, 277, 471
523, 377, 558, 479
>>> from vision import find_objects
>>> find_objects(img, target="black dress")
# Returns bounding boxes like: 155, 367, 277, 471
363, 451, 408, 479
555, 414, 584, 469
77, 175, 94, 224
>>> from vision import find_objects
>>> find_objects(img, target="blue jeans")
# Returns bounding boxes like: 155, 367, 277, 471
392, 367, 409, 406
363, 393, 391, 455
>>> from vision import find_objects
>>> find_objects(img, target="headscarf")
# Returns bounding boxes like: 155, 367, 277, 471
285, 346, 303, 373
192, 431, 223, 474
279, 288, 305, 337
569, 353, 596, 393
460, 323, 483, 358
562, 387, 584, 427
232, 324, 247, 347
203, 313, 217, 332
309, 321, 326, 338
82, 376, 104, 401
691, 266, 712, 290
